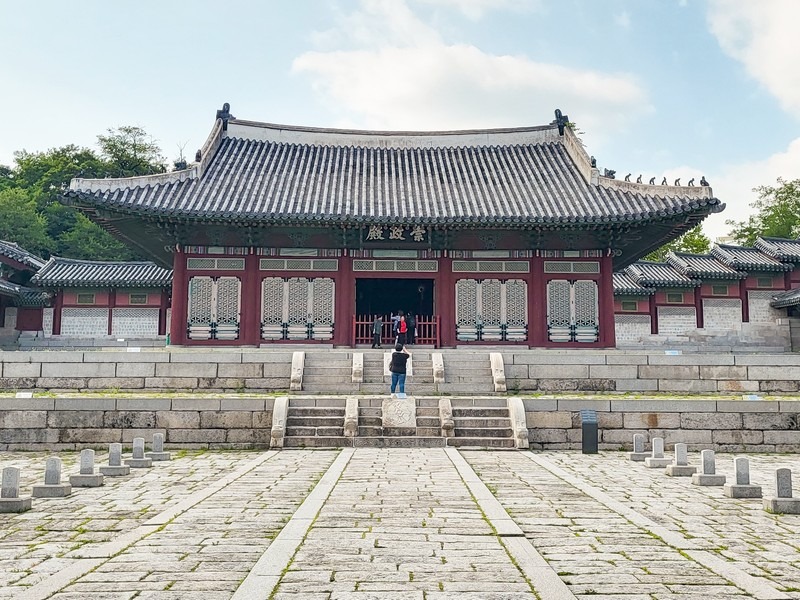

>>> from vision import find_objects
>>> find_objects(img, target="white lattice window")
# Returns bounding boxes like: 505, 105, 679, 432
186, 276, 241, 340
546, 279, 599, 342
260, 276, 335, 341
455, 278, 528, 342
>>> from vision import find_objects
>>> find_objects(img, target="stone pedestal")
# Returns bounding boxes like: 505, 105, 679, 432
146, 452, 171, 462
0, 497, 32, 513
763, 497, 800, 514
70, 473, 104, 488
628, 451, 649, 462
723, 483, 762, 498
125, 458, 153, 468
100, 465, 131, 476
644, 457, 671, 468
692, 473, 726, 486
666, 464, 697, 477
32, 483, 72, 498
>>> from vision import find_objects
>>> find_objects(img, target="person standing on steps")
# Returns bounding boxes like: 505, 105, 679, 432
406, 312, 415, 345
389, 343, 410, 397
371, 314, 382, 348
396, 315, 408, 345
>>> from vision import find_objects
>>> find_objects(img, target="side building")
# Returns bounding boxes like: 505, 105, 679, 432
62, 104, 722, 348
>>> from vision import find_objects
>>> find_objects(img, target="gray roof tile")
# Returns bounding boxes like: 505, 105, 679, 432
613, 272, 656, 295
666, 252, 746, 279
30, 258, 172, 288
755, 237, 800, 262
0, 240, 45, 270
0, 280, 50, 306
711, 244, 793, 272
624, 261, 701, 287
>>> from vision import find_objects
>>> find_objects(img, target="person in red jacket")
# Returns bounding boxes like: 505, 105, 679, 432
396, 315, 408, 345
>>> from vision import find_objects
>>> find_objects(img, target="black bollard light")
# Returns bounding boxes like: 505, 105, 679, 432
580, 409, 598, 454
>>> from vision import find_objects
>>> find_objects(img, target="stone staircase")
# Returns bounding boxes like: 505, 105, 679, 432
438, 352, 497, 394
279, 397, 519, 448
300, 352, 354, 393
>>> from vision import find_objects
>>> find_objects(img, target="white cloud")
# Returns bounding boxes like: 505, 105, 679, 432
702, 137, 800, 241
414, 0, 542, 20
292, 0, 650, 141
614, 10, 631, 29
707, 0, 800, 118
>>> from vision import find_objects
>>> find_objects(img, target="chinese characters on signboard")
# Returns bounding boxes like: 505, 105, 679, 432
364, 225, 427, 243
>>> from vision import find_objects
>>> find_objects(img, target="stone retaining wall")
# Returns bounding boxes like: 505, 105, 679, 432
1, 395, 798, 452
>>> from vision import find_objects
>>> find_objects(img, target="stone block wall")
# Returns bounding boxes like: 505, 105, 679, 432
522, 397, 800, 452
0, 396, 277, 450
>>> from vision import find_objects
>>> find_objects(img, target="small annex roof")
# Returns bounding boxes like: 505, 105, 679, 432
30, 257, 172, 289
63, 105, 723, 268
771, 288, 800, 309
711, 243, 793, 272
0, 280, 51, 307
624, 261, 702, 287
613, 272, 656, 296
755, 237, 800, 262
666, 252, 746, 279
0, 240, 46, 271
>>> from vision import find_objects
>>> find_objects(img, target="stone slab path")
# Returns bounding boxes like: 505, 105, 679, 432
0, 449, 798, 599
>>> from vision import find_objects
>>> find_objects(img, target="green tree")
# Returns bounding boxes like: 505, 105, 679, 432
58, 213, 136, 261
645, 225, 711, 261
0, 188, 52, 255
97, 126, 166, 177
727, 178, 800, 246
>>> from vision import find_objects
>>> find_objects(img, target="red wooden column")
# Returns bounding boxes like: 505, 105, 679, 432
650, 295, 659, 334
528, 256, 547, 346
740, 279, 750, 323
52, 291, 63, 335
334, 255, 354, 346
597, 255, 616, 347
158, 288, 169, 335
437, 256, 455, 347
240, 250, 261, 346
169, 247, 188, 345
107, 288, 116, 335
694, 287, 704, 329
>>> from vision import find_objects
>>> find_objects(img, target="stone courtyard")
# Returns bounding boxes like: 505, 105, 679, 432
1, 448, 799, 600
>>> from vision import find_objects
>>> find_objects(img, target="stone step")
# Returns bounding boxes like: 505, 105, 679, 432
454, 427, 513, 438
358, 384, 438, 394
302, 373, 352, 383
286, 426, 345, 437
446, 437, 515, 448
285, 437, 352, 448
358, 426, 382, 436
289, 407, 345, 417
417, 417, 439, 428
453, 408, 509, 418
360, 417, 382, 427
383, 427, 417, 437
353, 437, 445, 448
300, 383, 358, 393
438, 383, 497, 394
287, 417, 344, 427
451, 418, 511, 428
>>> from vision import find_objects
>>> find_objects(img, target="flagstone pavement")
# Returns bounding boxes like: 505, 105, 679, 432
1, 448, 799, 600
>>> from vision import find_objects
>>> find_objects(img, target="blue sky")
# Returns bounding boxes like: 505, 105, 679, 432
1, 0, 799, 240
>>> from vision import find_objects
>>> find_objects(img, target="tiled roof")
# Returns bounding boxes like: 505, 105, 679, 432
711, 244, 793, 272
0, 280, 50, 306
65, 118, 722, 228
624, 261, 701, 287
666, 252, 746, 279
30, 258, 172, 288
0, 240, 45, 270
613, 272, 656, 296
771, 288, 800, 309
755, 237, 800, 262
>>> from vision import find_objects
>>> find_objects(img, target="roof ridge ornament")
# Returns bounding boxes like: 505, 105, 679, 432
215, 102, 235, 131
554, 109, 569, 136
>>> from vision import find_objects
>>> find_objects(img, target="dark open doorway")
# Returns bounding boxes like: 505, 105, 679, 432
356, 278, 434, 318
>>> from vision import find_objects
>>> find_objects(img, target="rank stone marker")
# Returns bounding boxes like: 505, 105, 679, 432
644, 437, 671, 468
692, 449, 726, 486
32, 457, 72, 498
723, 456, 762, 498
70, 449, 104, 487
629, 433, 649, 462
100, 443, 131, 476
666, 443, 697, 476
763, 468, 800, 514
0, 466, 32, 513
125, 437, 153, 468
146, 433, 171, 461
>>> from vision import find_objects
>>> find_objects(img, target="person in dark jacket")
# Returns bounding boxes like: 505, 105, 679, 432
406, 313, 416, 345
371, 315, 382, 348
389, 343, 410, 396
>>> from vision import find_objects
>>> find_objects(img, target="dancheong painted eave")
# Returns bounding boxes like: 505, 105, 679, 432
64, 107, 723, 229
